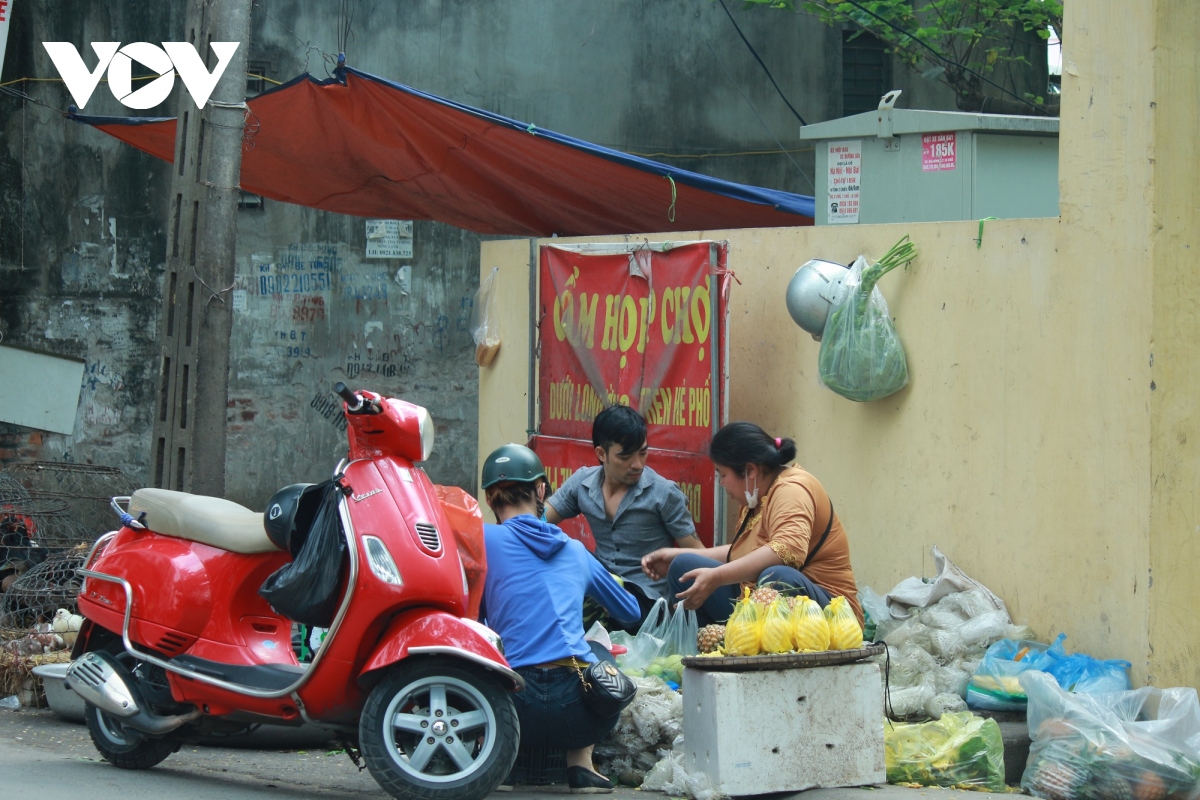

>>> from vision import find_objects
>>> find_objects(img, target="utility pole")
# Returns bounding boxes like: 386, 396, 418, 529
149, 0, 252, 497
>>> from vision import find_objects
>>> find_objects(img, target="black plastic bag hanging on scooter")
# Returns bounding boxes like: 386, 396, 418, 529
258, 480, 347, 627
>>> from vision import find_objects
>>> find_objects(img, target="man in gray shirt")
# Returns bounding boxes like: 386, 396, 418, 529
546, 405, 702, 608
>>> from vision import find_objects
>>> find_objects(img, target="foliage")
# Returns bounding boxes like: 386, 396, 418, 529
740, 0, 1063, 113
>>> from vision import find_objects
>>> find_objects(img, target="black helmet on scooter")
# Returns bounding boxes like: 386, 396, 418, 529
264, 483, 323, 554
480, 444, 546, 490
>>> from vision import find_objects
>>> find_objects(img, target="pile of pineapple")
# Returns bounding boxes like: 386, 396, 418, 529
695, 583, 864, 657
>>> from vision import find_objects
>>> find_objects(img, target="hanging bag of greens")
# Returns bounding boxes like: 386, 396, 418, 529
818, 236, 916, 402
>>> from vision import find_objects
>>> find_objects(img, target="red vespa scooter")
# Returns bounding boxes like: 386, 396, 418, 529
66, 384, 520, 800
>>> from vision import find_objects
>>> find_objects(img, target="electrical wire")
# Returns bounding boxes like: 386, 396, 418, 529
627, 146, 814, 160
253, 0, 340, 76
0, 74, 282, 89
703, 39, 815, 193
716, 0, 807, 125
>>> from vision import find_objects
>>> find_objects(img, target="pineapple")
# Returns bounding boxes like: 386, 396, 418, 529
1027, 761, 1086, 800
1082, 768, 1133, 800
697, 624, 726, 654
750, 584, 781, 606
824, 596, 864, 650
1132, 772, 1167, 800
760, 598, 794, 654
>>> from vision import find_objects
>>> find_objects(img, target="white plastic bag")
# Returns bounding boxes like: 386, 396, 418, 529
642, 738, 727, 800
471, 267, 501, 366
1022, 671, 1200, 800
885, 546, 1010, 621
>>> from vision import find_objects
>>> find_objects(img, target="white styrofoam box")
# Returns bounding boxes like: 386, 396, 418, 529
683, 662, 885, 796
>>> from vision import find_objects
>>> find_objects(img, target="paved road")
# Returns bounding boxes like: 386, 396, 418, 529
0, 706, 997, 799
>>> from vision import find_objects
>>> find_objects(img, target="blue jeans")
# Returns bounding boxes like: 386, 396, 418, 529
666, 552, 833, 626
511, 641, 619, 751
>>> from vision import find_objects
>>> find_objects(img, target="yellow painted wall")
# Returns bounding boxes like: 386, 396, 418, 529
1147, 1, 1200, 689
477, 0, 1199, 687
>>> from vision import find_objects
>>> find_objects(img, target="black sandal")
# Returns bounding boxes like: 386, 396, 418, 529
567, 765, 615, 793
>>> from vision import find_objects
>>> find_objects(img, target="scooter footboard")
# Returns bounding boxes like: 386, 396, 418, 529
359, 609, 523, 692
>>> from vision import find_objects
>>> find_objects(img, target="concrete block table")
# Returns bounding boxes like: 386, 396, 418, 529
682, 659, 885, 795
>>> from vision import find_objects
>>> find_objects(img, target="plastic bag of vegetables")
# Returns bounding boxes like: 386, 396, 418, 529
885, 710, 1006, 792
818, 236, 916, 402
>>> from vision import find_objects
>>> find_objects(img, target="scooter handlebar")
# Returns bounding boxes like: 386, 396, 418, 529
333, 382, 363, 411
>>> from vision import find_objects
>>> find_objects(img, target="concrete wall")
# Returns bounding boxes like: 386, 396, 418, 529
0, 1, 181, 473
479, 1, 1200, 689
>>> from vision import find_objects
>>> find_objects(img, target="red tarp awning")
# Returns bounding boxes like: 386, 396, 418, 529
71, 66, 814, 237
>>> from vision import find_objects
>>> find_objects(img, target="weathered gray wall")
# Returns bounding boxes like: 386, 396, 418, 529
1, 0, 963, 505
0, 1, 182, 473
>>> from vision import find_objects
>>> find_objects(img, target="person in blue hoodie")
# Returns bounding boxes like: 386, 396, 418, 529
480, 444, 641, 793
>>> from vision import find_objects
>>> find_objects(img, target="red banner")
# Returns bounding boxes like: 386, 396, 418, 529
535, 243, 729, 546
532, 435, 718, 548
538, 243, 726, 452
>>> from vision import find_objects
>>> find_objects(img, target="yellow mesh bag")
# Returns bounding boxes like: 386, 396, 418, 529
760, 597, 794, 654
724, 588, 764, 656
791, 596, 832, 652
824, 596, 864, 650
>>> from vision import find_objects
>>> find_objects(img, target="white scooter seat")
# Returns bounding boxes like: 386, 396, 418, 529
129, 488, 281, 554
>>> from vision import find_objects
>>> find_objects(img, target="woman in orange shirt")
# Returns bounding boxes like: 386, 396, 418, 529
641, 422, 863, 627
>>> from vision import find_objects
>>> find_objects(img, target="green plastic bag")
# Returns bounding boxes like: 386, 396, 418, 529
885, 711, 1006, 791
817, 241, 913, 402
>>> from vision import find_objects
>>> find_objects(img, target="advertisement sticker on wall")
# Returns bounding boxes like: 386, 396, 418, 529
922, 131, 958, 171
827, 139, 861, 224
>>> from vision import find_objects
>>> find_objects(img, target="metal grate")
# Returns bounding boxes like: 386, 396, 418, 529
842, 30, 892, 116
414, 523, 441, 552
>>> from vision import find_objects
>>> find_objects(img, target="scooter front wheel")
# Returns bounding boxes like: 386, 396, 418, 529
360, 657, 518, 800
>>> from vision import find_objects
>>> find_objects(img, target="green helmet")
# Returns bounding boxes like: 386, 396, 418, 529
481, 444, 546, 489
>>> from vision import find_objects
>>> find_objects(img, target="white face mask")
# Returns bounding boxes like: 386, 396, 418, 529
744, 472, 759, 509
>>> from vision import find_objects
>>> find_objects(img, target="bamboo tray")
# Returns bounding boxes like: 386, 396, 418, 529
681, 642, 885, 672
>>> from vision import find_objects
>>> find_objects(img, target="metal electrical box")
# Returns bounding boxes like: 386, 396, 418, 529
801, 107, 1059, 225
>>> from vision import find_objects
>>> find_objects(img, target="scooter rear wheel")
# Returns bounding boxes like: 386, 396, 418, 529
84, 702, 179, 770
360, 657, 518, 800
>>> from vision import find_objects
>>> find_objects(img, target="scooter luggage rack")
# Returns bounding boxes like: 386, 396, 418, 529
76, 496, 361, 701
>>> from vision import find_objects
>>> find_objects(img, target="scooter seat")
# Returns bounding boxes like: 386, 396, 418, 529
129, 488, 281, 554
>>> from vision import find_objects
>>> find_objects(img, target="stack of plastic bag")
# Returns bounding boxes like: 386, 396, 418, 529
593, 675, 684, 786
1021, 670, 1200, 800
885, 711, 1006, 792
863, 547, 1027, 720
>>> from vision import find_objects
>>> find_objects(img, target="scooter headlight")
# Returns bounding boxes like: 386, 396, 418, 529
363, 536, 403, 586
